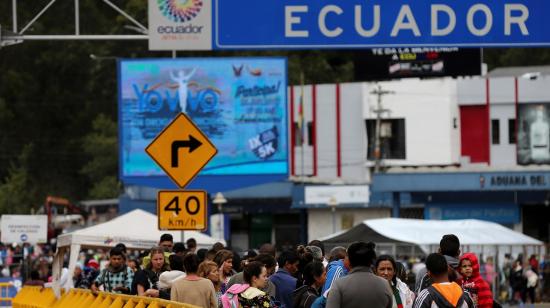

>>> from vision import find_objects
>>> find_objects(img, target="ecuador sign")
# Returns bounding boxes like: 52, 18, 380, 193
150, 0, 550, 49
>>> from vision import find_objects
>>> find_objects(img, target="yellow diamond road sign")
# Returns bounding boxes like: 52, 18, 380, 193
145, 113, 218, 188
158, 190, 207, 231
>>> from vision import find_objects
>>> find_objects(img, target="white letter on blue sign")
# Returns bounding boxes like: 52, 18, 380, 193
285, 6, 309, 37
319, 5, 343, 37
391, 5, 421, 37
467, 4, 493, 36
355, 5, 380, 37
431, 4, 456, 36
505, 4, 529, 36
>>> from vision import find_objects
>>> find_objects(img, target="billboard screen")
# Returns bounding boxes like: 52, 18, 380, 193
119, 58, 288, 184
518, 103, 550, 165
354, 48, 481, 80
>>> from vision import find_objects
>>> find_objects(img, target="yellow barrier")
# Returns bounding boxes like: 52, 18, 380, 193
0, 282, 13, 305
13, 287, 200, 308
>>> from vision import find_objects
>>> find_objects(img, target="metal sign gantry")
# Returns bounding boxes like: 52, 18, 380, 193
0, 0, 148, 48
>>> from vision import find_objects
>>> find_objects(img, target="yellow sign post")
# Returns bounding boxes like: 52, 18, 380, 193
146, 113, 218, 231
145, 113, 217, 188
157, 190, 207, 231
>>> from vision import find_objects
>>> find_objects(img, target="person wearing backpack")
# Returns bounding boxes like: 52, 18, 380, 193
91, 247, 134, 294
415, 234, 462, 294
293, 261, 326, 308
132, 247, 170, 299
413, 253, 474, 308
221, 261, 275, 308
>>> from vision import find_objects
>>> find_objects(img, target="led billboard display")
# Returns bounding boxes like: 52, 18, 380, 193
119, 58, 288, 185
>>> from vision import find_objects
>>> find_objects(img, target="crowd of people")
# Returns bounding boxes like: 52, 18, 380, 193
9, 233, 550, 308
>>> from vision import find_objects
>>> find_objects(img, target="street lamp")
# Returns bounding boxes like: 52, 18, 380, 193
328, 196, 339, 233
212, 192, 227, 213
212, 192, 228, 242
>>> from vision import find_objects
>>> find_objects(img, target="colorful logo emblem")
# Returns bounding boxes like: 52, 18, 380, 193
157, 0, 203, 23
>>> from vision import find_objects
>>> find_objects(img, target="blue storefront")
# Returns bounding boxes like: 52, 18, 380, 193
372, 170, 550, 242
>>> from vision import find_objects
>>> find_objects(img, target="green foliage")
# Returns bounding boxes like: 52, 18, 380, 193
484, 48, 550, 70
0, 145, 39, 214
80, 114, 119, 199
88, 176, 120, 200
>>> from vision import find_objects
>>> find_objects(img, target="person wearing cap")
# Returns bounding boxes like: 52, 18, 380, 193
85, 259, 100, 283
87, 259, 100, 270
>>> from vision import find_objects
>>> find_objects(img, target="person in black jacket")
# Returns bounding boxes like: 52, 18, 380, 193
509, 260, 526, 304
293, 261, 326, 308
132, 247, 170, 299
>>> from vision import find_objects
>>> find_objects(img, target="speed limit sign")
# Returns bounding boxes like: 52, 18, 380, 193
157, 190, 207, 231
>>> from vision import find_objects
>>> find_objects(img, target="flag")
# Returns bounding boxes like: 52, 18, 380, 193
298, 74, 305, 145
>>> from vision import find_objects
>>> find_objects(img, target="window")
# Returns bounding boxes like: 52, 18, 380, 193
491, 119, 500, 145
307, 122, 315, 146
509, 119, 516, 144
366, 119, 406, 160
294, 122, 314, 146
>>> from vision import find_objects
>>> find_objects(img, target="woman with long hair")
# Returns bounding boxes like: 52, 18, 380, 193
199, 260, 222, 306
132, 247, 170, 299
293, 261, 326, 308
214, 249, 236, 293
375, 255, 415, 308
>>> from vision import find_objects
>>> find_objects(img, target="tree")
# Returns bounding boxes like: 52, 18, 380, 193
80, 114, 120, 199
0, 145, 39, 214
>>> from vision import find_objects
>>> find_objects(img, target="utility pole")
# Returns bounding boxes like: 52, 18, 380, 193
370, 84, 394, 173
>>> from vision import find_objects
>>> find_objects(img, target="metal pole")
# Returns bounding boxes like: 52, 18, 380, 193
374, 85, 383, 173
300, 72, 305, 182
20, 0, 57, 34
12, 0, 17, 33
74, 0, 79, 35
217, 203, 224, 242
370, 85, 394, 173
331, 207, 336, 233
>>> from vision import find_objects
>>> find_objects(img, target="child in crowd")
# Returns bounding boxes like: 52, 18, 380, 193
458, 253, 493, 308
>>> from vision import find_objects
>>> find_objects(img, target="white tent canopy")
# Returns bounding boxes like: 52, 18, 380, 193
52, 209, 225, 295
320, 218, 543, 254
57, 209, 224, 250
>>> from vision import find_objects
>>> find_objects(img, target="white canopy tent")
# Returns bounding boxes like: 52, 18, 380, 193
320, 218, 544, 257
51, 209, 225, 296
57, 209, 224, 250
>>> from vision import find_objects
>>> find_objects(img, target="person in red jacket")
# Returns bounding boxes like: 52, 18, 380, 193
457, 253, 493, 308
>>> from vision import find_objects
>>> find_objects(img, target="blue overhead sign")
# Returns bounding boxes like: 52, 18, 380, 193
213, 0, 548, 49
